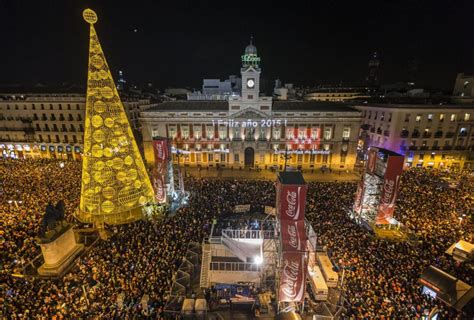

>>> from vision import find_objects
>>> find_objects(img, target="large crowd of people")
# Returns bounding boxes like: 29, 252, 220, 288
1, 158, 473, 319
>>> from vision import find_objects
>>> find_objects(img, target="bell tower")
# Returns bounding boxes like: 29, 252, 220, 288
241, 37, 261, 102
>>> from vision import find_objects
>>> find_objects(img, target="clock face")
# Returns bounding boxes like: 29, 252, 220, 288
247, 79, 255, 88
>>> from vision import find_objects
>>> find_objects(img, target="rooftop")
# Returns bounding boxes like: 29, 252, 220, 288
273, 101, 359, 112
145, 100, 228, 112
355, 103, 474, 110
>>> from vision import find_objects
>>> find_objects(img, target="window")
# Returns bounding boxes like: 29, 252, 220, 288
311, 127, 319, 139
297, 154, 303, 162
55, 135, 60, 143
73, 135, 77, 143
464, 113, 471, 121
260, 154, 265, 163
194, 125, 202, 139
221, 154, 226, 162
168, 126, 177, 139
415, 114, 421, 122
67, 104, 71, 110
64, 135, 68, 143
50, 104, 53, 110
219, 126, 227, 139
439, 114, 445, 122
380, 112, 384, 121
419, 153, 424, 161
38, 134, 43, 142
374, 112, 378, 120
427, 114, 433, 121
234, 153, 240, 163
405, 114, 410, 122
286, 128, 294, 139
273, 154, 278, 162
41, 104, 44, 110
310, 154, 316, 163
342, 127, 350, 139
208, 153, 214, 162
368, 111, 372, 119
273, 128, 281, 140
59, 104, 62, 110
450, 114, 456, 122
181, 125, 190, 139
324, 127, 332, 140
430, 152, 435, 160
247, 95, 253, 99
206, 125, 214, 139
76, 104, 80, 110
231, 106, 240, 110
340, 154, 346, 163
196, 153, 201, 162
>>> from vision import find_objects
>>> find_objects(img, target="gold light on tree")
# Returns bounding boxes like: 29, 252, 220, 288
78, 9, 154, 225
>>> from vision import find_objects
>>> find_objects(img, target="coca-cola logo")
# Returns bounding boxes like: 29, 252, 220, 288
380, 175, 400, 208
287, 223, 300, 250
154, 177, 164, 201
155, 143, 164, 159
280, 256, 304, 301
285, 187, 301, 220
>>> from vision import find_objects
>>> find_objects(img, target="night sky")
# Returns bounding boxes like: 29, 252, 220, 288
0, 0, 473, 90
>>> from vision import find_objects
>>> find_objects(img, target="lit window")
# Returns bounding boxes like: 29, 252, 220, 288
427, 114, 433, 121
342, 127, 350, 139
450, 114, 456, 122
464, 113, 471, 121
324, 127, 332, 140
415, 115, 421, 122
439, 114, 445, 122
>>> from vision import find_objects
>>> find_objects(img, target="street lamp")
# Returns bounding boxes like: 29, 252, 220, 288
279, 146, 291, 172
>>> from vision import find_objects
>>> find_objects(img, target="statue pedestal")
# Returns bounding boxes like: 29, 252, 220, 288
37, 225, 84, 277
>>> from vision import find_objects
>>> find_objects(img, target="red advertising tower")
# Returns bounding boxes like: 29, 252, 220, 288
353, 147, 404, 226
152, 137, 171, 205
276, 171, 308, 308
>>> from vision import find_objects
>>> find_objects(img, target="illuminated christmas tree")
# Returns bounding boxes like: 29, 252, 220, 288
77, 9, 154, 225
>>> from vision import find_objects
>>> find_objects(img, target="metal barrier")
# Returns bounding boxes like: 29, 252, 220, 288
210, 261, 261, 272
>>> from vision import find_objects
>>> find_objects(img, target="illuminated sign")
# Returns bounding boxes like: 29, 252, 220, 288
274, 150, 330, 155
212, 119, 287, 128
241, 54, 261, 63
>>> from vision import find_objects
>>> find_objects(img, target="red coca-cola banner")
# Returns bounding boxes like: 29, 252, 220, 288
367, 148, 377, 174
152, 139, 169, 203
279, 251, 306, 302
353, 179, 365, 214
277, 184, 307, 221
376, 155, 404, 224
280, 219, 307, 252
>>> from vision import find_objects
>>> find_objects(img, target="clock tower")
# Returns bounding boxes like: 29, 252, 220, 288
241, 37, 261, 102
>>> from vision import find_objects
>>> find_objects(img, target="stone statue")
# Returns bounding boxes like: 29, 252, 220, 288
39, 200, 67, 239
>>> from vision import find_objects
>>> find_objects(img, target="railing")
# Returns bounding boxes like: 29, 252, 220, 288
221, 228, 276, 239
222, 229, 262, 239
210, 261, 261, 272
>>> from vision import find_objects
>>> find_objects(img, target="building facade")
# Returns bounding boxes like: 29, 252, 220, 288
356, 104, 474, 169
140, 41, 362, 171
0, 92, 154, 159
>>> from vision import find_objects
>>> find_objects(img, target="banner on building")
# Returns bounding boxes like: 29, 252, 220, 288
277, 184, 307, 221
376, 155, 404, 224
278, 251, 306, 302
152, 139, 169, 203
353, 178, 365, 214
280, 219, 307, 252
234, 204, 251, 213
367, 148, 377, 175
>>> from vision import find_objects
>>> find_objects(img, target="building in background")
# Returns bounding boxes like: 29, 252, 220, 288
140, 40, 361, 171
452, 73, 474, 104
0, 91, 155, 159
356, 104, 474, 169
304, 86, 373, 102
187, 76, 241, 101
367, 52, 381, 86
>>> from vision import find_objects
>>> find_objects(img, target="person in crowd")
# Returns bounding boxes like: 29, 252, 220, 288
0, 158, 472, 319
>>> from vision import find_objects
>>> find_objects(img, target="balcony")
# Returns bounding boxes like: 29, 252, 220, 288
434, 131, 443, 138
419, 146, 429, 151
411, 131, 420, 138
454, 146, 466, 150
431, 146, 440, 151
400, 130, 409, 138
445, 132, 455, 138
422, 132, 432, 138
408, 146, 418, 150
443, 146, 453, 150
